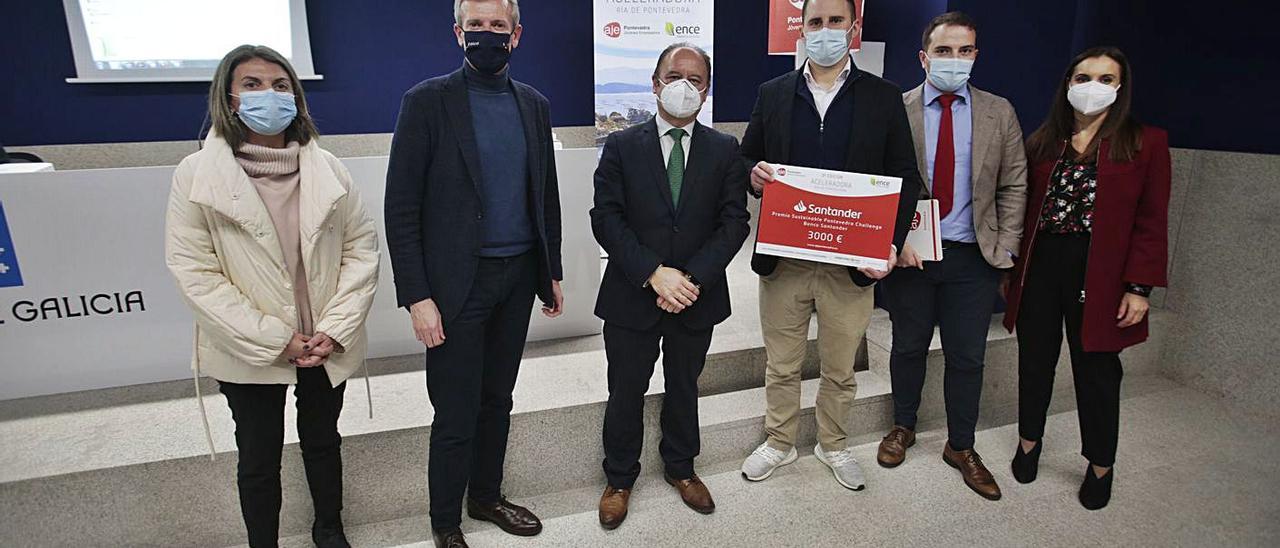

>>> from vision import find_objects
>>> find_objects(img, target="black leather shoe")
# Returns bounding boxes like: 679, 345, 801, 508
1011, 441, 1042, 484
432, 527, 468, 548
1078, 465, 1114, 510
311, 519, 350, 548
466, 497, 543, 537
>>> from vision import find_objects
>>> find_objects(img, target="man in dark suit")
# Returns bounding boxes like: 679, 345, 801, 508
384, 1, 562, 547
591, 43, 750, 530
738, 0, 922, 491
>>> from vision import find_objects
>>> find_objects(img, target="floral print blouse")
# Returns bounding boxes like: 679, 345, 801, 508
1039, 151, 1097, 234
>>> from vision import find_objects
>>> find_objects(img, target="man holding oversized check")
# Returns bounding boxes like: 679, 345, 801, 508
738, 0, 922, 491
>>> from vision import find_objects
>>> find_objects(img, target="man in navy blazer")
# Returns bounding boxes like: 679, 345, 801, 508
591, 43, 750, 530
384, 1, 562, 546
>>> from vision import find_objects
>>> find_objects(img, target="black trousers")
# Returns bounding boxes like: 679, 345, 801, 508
602, 315, 713, 489
1017, 233, 1124, 467
219, 366, 346, 548
425, 252, 536, 530
881, 244, 1000, 450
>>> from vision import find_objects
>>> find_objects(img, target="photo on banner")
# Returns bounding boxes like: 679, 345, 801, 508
593, 0, 714, 148
768, 0, 865, 56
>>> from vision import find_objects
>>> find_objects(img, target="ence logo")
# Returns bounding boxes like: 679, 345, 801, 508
664, 22, 702, 37
0, 201, 22, 289
603, 21, 622, 38
869, 177, 891, 188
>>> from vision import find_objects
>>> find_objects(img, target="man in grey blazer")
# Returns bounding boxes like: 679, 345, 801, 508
876, 11, 1027, 501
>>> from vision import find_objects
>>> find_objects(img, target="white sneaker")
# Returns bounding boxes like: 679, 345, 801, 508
741, 442, 799, 481
814, 446, 866, 490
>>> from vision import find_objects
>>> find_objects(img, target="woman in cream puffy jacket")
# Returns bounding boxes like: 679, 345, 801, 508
164, 45, 378, 548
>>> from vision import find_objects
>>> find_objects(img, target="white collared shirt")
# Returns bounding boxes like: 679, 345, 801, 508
655, 115, 695, 168
803, 55, 853, 121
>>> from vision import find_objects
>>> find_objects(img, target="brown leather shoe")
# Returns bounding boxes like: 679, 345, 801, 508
877, 425, 916, 468
466, 497, 542, 537
598, 486, 631, 530
665, 473, 715, 514
942, 444, 1002, 501
431, 527, 468, 548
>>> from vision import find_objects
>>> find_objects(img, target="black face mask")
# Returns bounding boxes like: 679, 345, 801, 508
463, 31, 512, 74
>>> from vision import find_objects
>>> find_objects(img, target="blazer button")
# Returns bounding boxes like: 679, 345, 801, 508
476, 213, 484, 220
673, 226, 680, 233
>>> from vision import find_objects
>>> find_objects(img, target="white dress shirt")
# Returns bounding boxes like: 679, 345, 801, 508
803, 55, 853, 121
655, 115, 695, 168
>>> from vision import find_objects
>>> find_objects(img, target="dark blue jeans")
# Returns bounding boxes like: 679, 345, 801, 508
881, 244, 1001, 450
424, 251, 536, 531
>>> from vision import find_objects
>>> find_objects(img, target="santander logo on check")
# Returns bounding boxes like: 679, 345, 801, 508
756, 164, 903, 270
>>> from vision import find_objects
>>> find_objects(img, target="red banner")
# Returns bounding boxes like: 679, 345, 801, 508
756, 164, 901, 270
768, 0, 865, 55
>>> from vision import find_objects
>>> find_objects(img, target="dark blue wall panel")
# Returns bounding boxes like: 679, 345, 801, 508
950, 0, 1277, 155
2, 0, 1274, 154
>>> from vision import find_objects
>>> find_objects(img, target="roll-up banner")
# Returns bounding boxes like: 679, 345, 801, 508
593, 0, 715, 147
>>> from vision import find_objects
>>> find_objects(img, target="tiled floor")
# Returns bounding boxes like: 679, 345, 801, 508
274, 376, 1279, 547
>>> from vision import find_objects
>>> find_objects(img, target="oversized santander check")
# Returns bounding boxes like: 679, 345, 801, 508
756, 164, 903, 270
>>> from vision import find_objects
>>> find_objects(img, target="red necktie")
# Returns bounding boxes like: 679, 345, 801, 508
934, 93, 957, 218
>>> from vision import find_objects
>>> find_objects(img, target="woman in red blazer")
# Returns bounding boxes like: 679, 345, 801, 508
1002, 46, 1170, 510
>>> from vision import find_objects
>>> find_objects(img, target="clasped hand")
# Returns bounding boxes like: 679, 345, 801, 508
282, 332, 336, 368
651, 266, 699, 314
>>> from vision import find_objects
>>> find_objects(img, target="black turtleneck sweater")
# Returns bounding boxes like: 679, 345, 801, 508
465, 63, 534, 257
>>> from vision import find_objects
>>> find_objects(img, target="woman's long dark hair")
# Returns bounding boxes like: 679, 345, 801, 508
1026, 46, 1144, 163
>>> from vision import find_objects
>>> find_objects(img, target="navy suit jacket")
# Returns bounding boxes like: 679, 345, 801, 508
591, 119, 751, 331
385, 67, 563, 323
740, 67, 923, 287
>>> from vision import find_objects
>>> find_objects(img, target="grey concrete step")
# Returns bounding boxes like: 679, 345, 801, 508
269, 374, 1209, 548
0, 327, 837, 547
0, 305, 1171, 548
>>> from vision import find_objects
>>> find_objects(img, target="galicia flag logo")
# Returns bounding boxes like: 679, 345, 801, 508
0, 201, 23, 288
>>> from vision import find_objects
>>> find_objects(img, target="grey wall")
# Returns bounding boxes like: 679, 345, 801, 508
1159, 149, 1280, 418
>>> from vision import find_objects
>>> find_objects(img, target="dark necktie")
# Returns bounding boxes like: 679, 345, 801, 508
934, 93, 958, 218
666, 127, 686, 207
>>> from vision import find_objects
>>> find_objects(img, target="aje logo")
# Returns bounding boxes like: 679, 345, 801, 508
603, 21, 622, 38
0, 201, 22, 289
664, 22, 702, 37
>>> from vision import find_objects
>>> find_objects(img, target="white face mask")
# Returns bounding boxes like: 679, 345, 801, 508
804, 27, 853, 67
658, 79, 705, 119
1067, 81, 1119, 116
926, 57, 974, 93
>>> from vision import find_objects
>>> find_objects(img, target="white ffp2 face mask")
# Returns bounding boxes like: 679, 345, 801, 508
1067, 81, 1119, 116
658, 79, 706, 119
